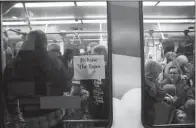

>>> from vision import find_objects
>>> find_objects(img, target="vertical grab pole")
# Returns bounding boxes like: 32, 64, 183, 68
0, 2, 5, 128
22, 2, 32, 31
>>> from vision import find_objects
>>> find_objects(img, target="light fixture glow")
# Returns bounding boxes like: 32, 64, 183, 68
69, 38, 107, 41
84, 15, 107, 18
77, 2, 106, 6
157, 2, 195, 6
32, 20, 81, 24
12, 16, 18, 19
30, 16, 75, 20
143, 15, 191, 19
144, 19, 195, 23
3, 21, 27, 26
67, 33, 107, 37
82, 20, 107, 23
3, 20, 81, 26
143, 2, 157, 6
14, 2, 75, 8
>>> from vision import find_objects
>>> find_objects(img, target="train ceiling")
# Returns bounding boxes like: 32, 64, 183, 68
2, 1, 195, 46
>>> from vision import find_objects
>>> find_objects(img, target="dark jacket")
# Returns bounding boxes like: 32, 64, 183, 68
3, 50, 72, 118
160, 78, 194, 108
143, 78, 166, 126
80, 65, 109, 119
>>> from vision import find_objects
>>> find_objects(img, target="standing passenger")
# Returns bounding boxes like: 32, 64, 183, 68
143, 60, 166, 126
81, 45, 109, 127
3, 30, 71, 128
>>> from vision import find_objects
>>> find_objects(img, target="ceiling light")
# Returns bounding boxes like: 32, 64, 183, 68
30, 16, 75, 20
13, 2, 75, 8
144, 19, 195, 23
3, 21, 27, 26
143, 15, 192, 19
157, 2, 195, 6
3, 20, 81, 26
31, 20, 81, 25
70, 38, 107, 41
82, 20, 107, 23
12, 16, 18, 19
67, 33, 107, 37
143, 2, 157, 6
84, 15, 107, 19
77, 2, 106, 6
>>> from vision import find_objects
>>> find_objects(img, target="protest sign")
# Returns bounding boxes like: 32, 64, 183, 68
73, 55, 105, 80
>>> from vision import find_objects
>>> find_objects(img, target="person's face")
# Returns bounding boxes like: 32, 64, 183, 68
169, 68, 180, 82
172, 55, 176, 60
174, 41, 179, 47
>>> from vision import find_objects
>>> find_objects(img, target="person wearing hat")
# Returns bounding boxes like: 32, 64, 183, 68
173, 99, 195, 124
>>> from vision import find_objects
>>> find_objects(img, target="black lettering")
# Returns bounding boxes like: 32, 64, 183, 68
86, 58, 98, 63
80, 58, 86, 63
79, 64, 87, 70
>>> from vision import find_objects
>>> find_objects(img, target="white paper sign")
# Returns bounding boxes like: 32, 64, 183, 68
73, 55, 105, 80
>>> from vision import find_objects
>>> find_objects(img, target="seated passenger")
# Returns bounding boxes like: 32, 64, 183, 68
173, 99, 195, 124
3, 29, 72, 128
143, 60, 166, 126
160, 65, 194, 109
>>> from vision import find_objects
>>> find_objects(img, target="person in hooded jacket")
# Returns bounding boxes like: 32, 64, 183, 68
3, 30, 72, 128
143, 60, 166, 126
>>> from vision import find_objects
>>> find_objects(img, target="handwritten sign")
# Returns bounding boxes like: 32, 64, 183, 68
73, 55, 105, 80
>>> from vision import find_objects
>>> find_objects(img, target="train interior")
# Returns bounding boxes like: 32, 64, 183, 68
1, 1, 195, 128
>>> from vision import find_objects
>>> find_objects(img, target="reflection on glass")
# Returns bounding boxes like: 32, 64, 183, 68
2, 2, 109, 128
143, 1, 195, 127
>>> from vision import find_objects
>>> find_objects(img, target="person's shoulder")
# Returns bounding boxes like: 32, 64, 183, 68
47, 51, 57, 59
159, 78, 170, 85
47, 51, 63, 66
183, 83, 192, 91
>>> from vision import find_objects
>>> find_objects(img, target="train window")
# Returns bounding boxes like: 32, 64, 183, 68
1, 1, 112, 128
142, 1, 195, 128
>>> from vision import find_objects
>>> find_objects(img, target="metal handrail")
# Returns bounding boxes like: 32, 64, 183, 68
153, 123, 195, 127
62, 119, 108, 123
62, 119, 109, 128
144, 30, 195, 33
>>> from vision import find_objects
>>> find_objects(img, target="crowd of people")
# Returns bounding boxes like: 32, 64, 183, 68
2, 29, 109, 128
144, 42, 195, 126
